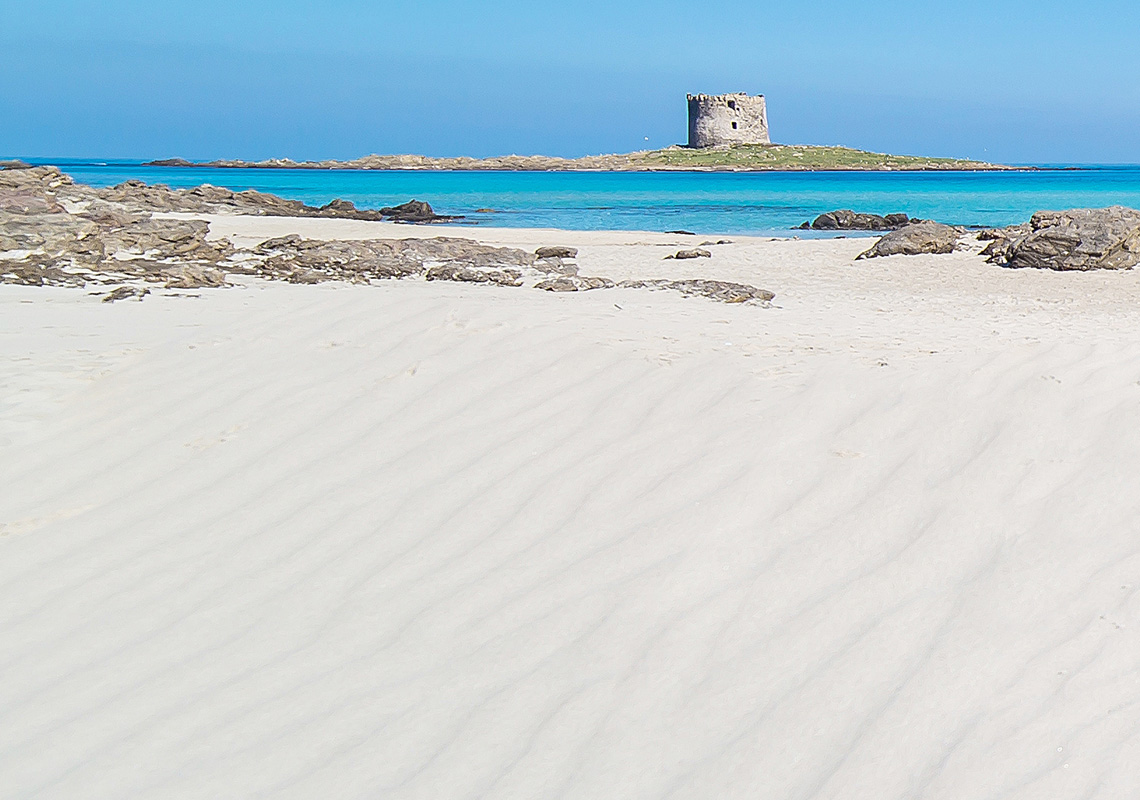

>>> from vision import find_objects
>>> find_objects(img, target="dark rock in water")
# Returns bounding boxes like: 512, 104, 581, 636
667, 248, 712, 260
985, 207, 1140, 271
801, 209, 914, 231
618, 279, 774, 303
667, 230, 697, 236
535, 245, 577, 259
856, 221, 962, 259
379, 200, 437, 222
143, 158, 196, 167
319, 198, 359, 215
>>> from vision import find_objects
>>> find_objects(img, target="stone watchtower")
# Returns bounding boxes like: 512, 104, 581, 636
687, 93, 769, 148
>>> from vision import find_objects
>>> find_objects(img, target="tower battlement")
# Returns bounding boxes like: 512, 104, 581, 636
687, 93, 769, 148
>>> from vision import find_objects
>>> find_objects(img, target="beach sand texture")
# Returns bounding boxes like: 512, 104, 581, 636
4, 221, 1140, 798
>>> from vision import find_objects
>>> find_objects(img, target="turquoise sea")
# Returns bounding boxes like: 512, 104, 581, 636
31, 160, 1140, 237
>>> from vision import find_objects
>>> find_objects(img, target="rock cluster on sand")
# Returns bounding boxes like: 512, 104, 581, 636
0, 164, 776, 304
617, 279, 775, 303
799, 210, 917, 231
981, 207, 1140, 270
666, 248, 712, 260
856, 221, 963, 259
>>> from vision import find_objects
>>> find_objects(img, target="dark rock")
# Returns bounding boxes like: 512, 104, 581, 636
667, 248, 712, 260
535, 245, 578, 259
379, 200, 437, 222
801, 210, 917, 231
857, 221, 962, 259
666, 230, 697, 236
987, 207, 1140, 271
319, 198, 359, 215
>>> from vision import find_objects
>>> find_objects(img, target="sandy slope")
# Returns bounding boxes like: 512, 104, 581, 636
4, 221, 1140, 799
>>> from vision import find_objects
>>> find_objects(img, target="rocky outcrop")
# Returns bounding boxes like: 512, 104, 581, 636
799, 210, 916, 231
617, 279, 774, 303
535, 276, 614, 292
983, 207, 1140, 271
535, 246, 578, 259
856, 222, 962, 259
376, 200, 452, 223
251, 234, 535, 284
667, 248, 712, 260
0, 164, 778, 306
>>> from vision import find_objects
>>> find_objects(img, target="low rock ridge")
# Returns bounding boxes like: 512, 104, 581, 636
0, 164, 775, 304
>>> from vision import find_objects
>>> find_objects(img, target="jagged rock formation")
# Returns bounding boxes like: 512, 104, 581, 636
981, 207, 1140, 271
856, 222, 964, 259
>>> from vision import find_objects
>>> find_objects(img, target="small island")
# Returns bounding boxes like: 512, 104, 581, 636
146, 144, 1012, 172
147, 92, 1013, 173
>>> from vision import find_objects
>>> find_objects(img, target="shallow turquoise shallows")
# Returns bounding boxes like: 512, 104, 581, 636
35, 160, 1140, 237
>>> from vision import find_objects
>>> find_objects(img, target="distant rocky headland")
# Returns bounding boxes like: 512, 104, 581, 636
145, 144, 1017, 173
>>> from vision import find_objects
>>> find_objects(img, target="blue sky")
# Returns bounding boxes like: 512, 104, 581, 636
4, 0, 1138, 163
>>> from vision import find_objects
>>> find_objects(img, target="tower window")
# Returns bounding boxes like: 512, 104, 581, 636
732, 122, 738, 129
727, 100, 736, 110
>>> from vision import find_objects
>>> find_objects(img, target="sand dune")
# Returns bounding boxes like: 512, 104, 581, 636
4, 222, 1140, 798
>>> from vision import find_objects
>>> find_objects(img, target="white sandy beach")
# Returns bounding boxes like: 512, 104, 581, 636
5, 217, 1140, 798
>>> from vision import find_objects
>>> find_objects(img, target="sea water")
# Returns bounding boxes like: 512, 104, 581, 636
33, 160, 1140, 237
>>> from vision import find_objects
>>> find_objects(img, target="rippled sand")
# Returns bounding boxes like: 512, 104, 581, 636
4, 218, 1140, 799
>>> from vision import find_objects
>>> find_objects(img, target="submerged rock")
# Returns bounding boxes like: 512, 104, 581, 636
378, 200, 450, 223
985, 207, 1140, 271
856, 221, 962, 259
